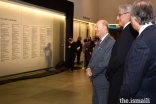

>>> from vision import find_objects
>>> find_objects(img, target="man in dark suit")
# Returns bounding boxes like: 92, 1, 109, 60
86, 20, 114, 104
119, 0, 156, 103
105, 4, 138, 104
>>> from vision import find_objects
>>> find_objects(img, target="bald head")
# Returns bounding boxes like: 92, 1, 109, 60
95, 20, 109, 39
98, 20, 109, 30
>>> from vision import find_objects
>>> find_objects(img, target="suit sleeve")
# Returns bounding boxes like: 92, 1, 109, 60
91, 41, 114, 77
119, 39, 150, 100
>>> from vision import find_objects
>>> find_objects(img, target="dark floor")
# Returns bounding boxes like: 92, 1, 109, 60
0, 65, 92, 104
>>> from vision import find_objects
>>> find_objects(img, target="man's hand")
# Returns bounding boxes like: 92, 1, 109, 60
86, 68, 92, 78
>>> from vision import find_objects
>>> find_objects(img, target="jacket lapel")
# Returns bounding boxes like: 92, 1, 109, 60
91, 34, 110, 59
91, 41, 100, 57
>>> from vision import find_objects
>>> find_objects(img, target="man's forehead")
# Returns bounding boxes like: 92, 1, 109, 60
96, 22, 103, 26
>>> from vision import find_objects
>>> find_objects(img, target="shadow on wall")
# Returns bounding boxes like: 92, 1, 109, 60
43, 43, 52, 67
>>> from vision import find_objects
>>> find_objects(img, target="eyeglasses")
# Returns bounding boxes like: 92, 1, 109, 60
117, 12, 129, 17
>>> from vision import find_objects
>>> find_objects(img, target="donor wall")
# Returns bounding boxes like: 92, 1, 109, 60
0, 1, 54, 76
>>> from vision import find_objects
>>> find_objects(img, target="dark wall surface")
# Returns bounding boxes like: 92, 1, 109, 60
19, 0, 71, 13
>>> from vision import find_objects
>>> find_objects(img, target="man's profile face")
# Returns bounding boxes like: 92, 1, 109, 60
117, 10, 128, 27
95, 21, 105, 37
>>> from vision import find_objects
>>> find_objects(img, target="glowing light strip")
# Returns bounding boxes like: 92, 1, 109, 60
74, 19, 95, 25
109, 24, 120, 25
74, 19, 120, 26
0, 1, 65, 18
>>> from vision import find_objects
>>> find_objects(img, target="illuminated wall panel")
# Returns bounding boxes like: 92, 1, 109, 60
0, 1, 65, 76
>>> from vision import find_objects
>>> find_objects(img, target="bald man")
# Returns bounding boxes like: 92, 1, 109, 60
86, 20, 115, 104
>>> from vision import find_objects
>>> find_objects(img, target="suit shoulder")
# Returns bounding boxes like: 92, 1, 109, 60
108, 35, 115, 43
124, 23, 138, 38
106, 36, 115, 47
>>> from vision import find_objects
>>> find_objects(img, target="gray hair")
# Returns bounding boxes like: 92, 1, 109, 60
131, 0, 155, 25
118, 4, 132, 13
102, 20, 109, 30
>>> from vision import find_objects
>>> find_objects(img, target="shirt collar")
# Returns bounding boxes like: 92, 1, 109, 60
138, 22, 153, 37
100, 33, 108, 43
123, 22, 130, 29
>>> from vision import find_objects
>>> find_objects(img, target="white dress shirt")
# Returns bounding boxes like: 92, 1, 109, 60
100, 33, 109, 44
138, 22, 153, 38
123, 22, 130, 29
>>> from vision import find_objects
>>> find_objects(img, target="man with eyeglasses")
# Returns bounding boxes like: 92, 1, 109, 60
105, 4, 138, 104
119, 0, 156, 103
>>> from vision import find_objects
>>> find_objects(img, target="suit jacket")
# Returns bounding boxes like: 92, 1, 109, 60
87, 34, 114, 88
76, 40, 82, 52
68, 42, 77, 54
119, 25, 156, 104
105, 23, 138, 90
